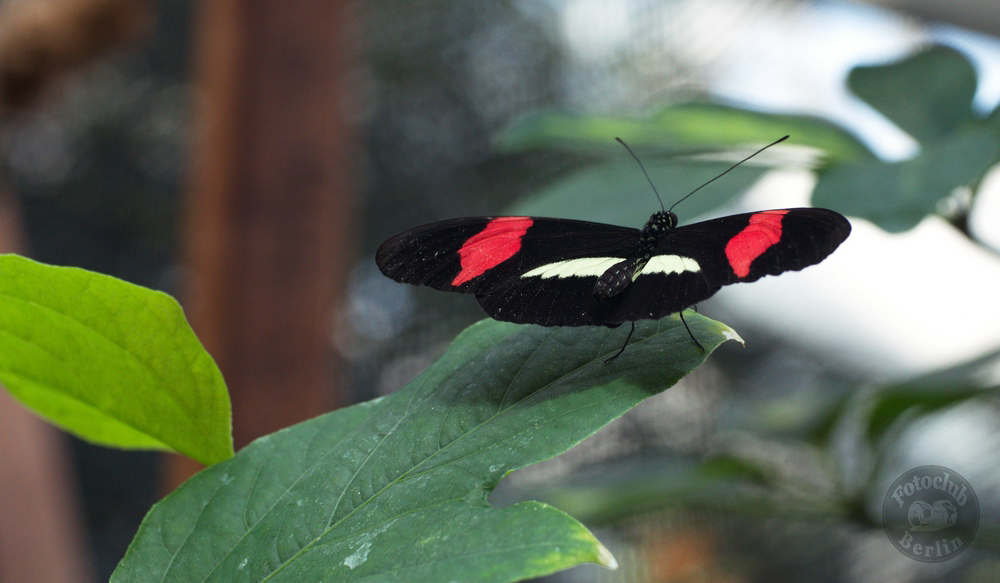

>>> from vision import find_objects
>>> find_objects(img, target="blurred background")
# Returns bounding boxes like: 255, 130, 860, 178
2, 0, 1000, 581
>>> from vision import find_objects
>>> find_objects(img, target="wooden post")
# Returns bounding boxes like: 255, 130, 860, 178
165, 1, 356, 488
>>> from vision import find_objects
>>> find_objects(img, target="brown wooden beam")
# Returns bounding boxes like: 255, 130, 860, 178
166, 0, 356, 488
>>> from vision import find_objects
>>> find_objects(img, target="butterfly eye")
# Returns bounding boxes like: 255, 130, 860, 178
667, 212, 678, 229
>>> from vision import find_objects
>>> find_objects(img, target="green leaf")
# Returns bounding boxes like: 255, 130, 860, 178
849, 45, 978, 142
866, 385, 985, 445
515, 454, 845, 526
112, 315, 740, 583
814, 46, 1000, 231
813, 128, 1000, 232
0, 255, 232, 464
864, 349, 1000, 445
806, 348, 1000, 450
985, 100, 1000, 129
499, 102, 873, 162
508, 159, 766, 228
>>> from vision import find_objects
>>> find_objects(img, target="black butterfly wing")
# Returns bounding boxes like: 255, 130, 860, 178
375, 216, 640, 299
659, 208, 851, 286
581, 208, 850, 325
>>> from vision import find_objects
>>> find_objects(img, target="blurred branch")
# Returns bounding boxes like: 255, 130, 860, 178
0, 0, 151, 115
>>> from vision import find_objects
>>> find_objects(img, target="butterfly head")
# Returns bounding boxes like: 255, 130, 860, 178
639, 211, 677, 246
649, 210, 678, 231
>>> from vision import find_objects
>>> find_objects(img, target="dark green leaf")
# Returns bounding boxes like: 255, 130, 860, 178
866, 386, 985, 445
697, 454, 771, 484
985, 101, 1000, 129
865, 348, 1000, 444
112, 315, 740, 583
812, 129, 1000, 232
516, 454, 845, 526
809, 348, 1000, 448
848, 45, 978, 142
0, 255, 232, 464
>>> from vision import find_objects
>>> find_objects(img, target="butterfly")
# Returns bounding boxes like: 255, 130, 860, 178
376, 138, 850, 358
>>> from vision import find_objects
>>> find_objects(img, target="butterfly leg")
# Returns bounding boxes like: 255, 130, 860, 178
604, 321, 636, 364
679, 310, 705, 352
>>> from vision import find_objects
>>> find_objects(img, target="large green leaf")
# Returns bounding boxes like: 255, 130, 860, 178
816, 46, 1000, 231
848, 45, 978, 142
498, 102, 873, 163
112, 315, 739, 583
813, 128, 1000, 232
0, 254, 232, 464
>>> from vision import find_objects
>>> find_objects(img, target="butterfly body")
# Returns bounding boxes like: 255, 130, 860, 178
593, 210, 674, 299
376, 208, 850, 328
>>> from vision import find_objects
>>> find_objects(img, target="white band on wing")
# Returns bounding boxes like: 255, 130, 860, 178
640, 254, 701, 275
521, 255, 700, 279
521, 257, 624, 279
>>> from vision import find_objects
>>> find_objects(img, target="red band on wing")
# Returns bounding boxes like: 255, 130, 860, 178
724, 210, 789, 278
452, 217, 533, 286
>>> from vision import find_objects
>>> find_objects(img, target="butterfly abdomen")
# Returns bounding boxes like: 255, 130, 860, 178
593, 259, 640, 299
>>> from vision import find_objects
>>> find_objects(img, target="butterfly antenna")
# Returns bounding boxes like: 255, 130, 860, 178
667, 135, 789, 214
616, 137, 665, 212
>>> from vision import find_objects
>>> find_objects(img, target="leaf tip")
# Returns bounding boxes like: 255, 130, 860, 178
596, 541, 619, 570
721, 325, 744, 346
